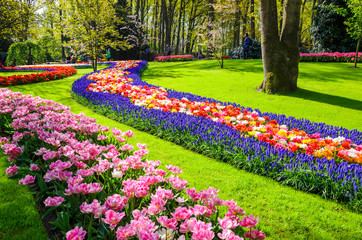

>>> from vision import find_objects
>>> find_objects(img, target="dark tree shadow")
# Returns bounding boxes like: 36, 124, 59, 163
285, 88, 362, 111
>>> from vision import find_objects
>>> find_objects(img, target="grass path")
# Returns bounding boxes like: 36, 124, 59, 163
1, 64, 362, 239
0, 155, 48, 240
0, 71, 45, 77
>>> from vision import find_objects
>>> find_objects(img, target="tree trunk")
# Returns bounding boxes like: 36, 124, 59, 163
259, 0, 301, 94
181, 2, 186, 53
233, 0, 241, 48
299, 0, 307, 45
175, 0, 183, 54
136, 0, 140, 18
160, 1, 165, 53
279, 0, 284, 34
163, 0, 170, 49
140, 0, 145, 24
153, 0, 158, 51
207, 0, 214, 57
241, 1, 249, 38
354, 36, 360, 68
250, 0, 255, 39
94, 44, 98, 71
186, 0, 195, 53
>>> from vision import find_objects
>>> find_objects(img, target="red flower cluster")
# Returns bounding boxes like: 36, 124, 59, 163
0, 66, 77, 86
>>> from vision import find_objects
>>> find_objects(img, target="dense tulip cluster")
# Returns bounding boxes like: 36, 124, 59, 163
300, 52, 362, 63
0, 66, 77, 86
0, 88, 264, 239
72, 60, 362, 209
155, 55, 194, 62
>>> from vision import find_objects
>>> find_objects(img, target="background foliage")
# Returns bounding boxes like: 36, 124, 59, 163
5, 41, 46, 66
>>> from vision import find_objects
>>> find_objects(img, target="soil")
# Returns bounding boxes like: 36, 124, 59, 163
30, 184, 63, 240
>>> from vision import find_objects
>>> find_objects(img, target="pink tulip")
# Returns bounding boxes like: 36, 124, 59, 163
30, 163, 41, 171
102, 210, 126, 229
239, 215, 259, 228
6, 165, 19, 177
19, 174, 35, 185
66, 226, 86, 240
244, 229, 266, 239
44, 196, 64, 207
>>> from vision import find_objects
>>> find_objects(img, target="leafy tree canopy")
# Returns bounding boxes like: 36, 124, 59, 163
311, 0, 355, 52
6, 41, 46, 66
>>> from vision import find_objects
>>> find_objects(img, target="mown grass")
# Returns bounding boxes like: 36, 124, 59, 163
142, 59, 362, 130
0, 71, 44, 77
2, 64, 362, 239
0, 155, 48, 240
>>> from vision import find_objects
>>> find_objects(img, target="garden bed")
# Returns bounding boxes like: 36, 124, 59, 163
0, 66, 77, 86
72, 60, 362, 212
300, 52, 362, 62
155, 55, 195, 62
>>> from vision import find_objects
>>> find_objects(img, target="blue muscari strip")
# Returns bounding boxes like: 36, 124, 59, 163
72, 60, 362, 200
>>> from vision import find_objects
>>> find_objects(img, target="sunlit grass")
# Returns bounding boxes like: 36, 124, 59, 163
0, 155, 48, 240
0, 71, 45, 77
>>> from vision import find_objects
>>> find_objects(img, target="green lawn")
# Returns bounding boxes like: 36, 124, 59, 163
0, 155, 48, 240
142, 59, 362, 130
1, 63, 362, 239
0, 71, 44, 77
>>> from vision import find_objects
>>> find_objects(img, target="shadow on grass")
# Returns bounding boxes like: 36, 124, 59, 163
286, 88, 362, 111
223, 61, 264, 73
145, 60, 264, 80
142, 69, 186, 79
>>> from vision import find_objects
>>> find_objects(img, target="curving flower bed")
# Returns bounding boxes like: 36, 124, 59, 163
155, 55, 195, 62
0, 88, 264, 240
300, 52, 362, 63
72, 60, 362, 211
0, 66, 77, 86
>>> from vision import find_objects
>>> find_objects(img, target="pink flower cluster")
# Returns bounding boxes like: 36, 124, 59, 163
300, 52, 362, 62
18, 174, 35, 185
44, 196, 64, 207
155, 55, 194, 62
0, 88, 264, 240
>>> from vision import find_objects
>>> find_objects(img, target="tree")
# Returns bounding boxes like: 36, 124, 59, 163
6, 41, 46, 66
258, 0, 301, 94
250, 0, 256, 39
199, 0, 235, 68
333, 0, 362, 67
0, 0, 36, 41
311, 0, 355, 52
61, 0, 127, 71
345, 0, 362, 68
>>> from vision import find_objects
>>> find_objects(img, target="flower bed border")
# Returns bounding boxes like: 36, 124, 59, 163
154, 55, 195, 62
300, 52, 362, 63
0, 66, 77, 86
71, 61, 362, 211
